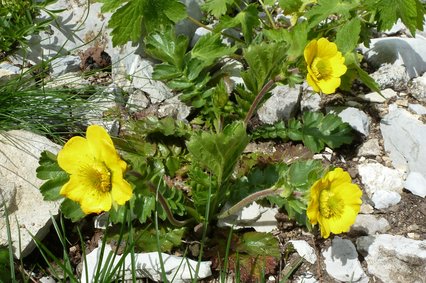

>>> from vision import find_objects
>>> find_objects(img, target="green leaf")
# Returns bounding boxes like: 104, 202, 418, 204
335, 18, 361, 54
133, 226, 186, 252
374, 0, 424, 36
144, 26, 189, 68
202, 0, 235, 18
190, 33, 237, 70
187, 121, 250, 185
242, 42, 287, 94
216, 4, 260, 43
37, 151, 68, 201
288, 112, 354, 152
238, 232, 280, 258
354, 64, 381, 93
99, 0, 128, 12
107, 0, 187, 46
305, 0, 358, 28
60, 199, 86, 222
278, 0, 304, 14
252, 121, 288, 140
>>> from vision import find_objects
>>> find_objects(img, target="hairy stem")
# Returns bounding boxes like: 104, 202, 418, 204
244, 75, 282, 125
259, 0, 277, 29
217, 186, 284, 219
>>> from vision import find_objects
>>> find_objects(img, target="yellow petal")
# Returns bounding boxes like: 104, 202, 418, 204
79, 190, 112, 214
304, 39, 318, 65
329, 55, 347, 77
86, 125, 116, 160
316, 38, 338, 58
317, 77, 341, 94
57, 136, 94, 174
306, 72, 321, 92
111, 177, 133, 205
59, 176, 86, 202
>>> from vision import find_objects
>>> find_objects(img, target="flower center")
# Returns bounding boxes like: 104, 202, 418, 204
319, 189, 344, 219
84, 162, 112, 193
311, 57, 332, 80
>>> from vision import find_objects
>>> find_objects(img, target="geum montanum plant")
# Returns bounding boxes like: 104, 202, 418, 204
36, 0, 423, 279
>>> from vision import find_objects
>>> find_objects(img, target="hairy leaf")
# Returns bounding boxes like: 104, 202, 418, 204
37, 151, 68, 201
335, 18, 361, 54
288, 112, 354, 152
202, 0, 235, 18
374, 0, 424, 36
106, 0, 187, 46
305, 0, 358, 28
60, 199, 85, 222
242, 42, 287, 94
187, 121, 249, 185
217, 4, 260, 43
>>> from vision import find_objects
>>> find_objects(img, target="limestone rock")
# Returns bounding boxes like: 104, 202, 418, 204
350, 214, 390, 235
322, 237, 368, 283
404, 171, 426, 198
359, 88, 397, 103
258, 85, 301, 124
357, 138, 381, 157
0, 62, 21, 83
409, 72, 426, 102
380, 105, 426, 175
81, 244, 212, 283
336, 107, 370, 136
50, 55, 81, 78
358, 163, 404, 209
0, 130, 61, 258
300, 91, 321, 112
361, 37, 426, 79
158, 96, 192, 121
357, 234, 426, 283
370, 64, 410, 91
408, 103, 426, 115
289, 240, 317, 264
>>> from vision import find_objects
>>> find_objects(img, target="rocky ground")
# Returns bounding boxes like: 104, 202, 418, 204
0, 1, 426, 282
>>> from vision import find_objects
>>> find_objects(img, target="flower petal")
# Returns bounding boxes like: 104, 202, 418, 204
79, 190, 112, 214
111, 176, 133, 205
304, 39, 317, 65
316, 38, 338, 58
316, 77, 341, 94
330, 55, 347, 77
58, 136, 94, 174
86, 125, 116, 160
306, 72, 321, 92
60, 175, 86, 202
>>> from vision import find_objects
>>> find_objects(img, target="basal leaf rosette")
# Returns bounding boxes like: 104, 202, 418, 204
307, 168, 362, 238
304, 38, 347, 94
57, 125, 132, 214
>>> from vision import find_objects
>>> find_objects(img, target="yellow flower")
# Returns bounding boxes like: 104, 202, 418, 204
307, 168, 362, 238
57, 125, 132, 214
304, 38, 347, 94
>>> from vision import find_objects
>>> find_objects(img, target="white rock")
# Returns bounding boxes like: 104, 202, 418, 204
0, 62, 21, 82
295, 272, 318, 283
289, 240, 317, 264
81, 244, 212, 283
44, 72, 90, 89
336, 107, 370, 136
125, 56, 173, 103
370, 64, 410, 91
0, 130, 61, 258
409, 72, 426, 102
359, 88, 397, 103
0, 181, 16, 217
126, 89, 150, 113
258, 85, 301, 124
408, 103, 426, 115
322, 237, 368, 283
300, 91, 321, 112
361, 37, 426, 79
50, 55, 81, 78
358, 163, 404, 209
357, 138, 381, 157
158, 96, 192, 121
217, 202, 278, 233
404, 171, 426, 198
190, 27, 211, 47
219, 59, 245, 92
370, 191, 401, 210
351, 214, 390, 235
380, 106, 426, 175
356, 234, 426, 283
38, 276, 56, 283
